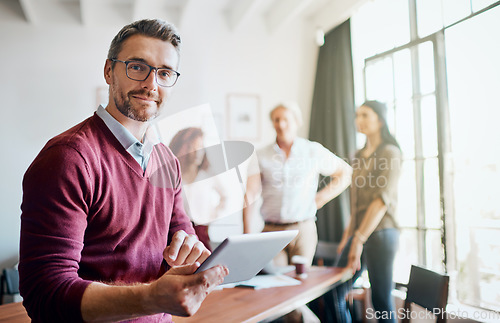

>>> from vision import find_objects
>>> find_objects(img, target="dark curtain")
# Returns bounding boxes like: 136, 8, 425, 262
309, 19, 356, 243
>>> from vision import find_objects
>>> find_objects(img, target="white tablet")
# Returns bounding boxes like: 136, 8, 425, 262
195, 230, 298, 284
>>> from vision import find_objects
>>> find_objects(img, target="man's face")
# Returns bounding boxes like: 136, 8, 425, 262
271, 106, 298, 142
104, 34, 179, 122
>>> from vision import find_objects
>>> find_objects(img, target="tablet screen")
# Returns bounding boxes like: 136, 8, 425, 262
195, 230, 298, 284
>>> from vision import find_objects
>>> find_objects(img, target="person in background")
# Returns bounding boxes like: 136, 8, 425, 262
169, 127, 228, 251
243, 102, 352, 266
243, 102, 352, 322
19, 19, 227, 322
332, 100, 402, 323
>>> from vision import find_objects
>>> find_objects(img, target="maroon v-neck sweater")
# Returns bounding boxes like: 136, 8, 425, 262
19, 114, 195, 322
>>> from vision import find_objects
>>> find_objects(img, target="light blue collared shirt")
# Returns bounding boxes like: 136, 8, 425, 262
96, 105, 158, 171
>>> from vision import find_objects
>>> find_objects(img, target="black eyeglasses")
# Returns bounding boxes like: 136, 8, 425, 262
111, 59, 180, 87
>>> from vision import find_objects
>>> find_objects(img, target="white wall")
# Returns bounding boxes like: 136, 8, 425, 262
0, 5, 320, 270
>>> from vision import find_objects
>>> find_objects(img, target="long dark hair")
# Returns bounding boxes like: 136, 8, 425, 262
361, 100, 401, 151
169, 127, 209, 172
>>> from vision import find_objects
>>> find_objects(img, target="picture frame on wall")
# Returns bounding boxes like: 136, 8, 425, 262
226, 93, 260, 141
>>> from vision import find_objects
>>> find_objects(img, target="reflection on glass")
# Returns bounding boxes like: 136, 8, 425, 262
393, 229, 419, 283
418, 41, 436, 95
395, 100, 415, 159
420, 95, 438, 158
424, 158, 441, 229
417, 0, 444, 37
365, 57, 394, 102
442, 0, 471, 26
394, 49, 412, 101
398, 160, 417, 228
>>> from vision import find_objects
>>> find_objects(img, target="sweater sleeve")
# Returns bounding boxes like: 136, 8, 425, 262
19, 144, 93, 322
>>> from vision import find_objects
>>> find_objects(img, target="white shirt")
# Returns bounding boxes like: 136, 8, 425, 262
256, 137, 343, 223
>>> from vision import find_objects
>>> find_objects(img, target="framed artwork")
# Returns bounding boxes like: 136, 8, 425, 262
226, 93, 260, 141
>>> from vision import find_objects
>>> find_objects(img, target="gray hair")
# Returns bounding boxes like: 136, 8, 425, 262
107, 19, 181, 61
270, 101, 303, 127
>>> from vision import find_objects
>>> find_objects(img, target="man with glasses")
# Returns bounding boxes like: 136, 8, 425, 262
19, 19, 228, 322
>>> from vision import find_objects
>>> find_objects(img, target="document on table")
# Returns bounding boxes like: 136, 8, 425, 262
218, 274, 302, 290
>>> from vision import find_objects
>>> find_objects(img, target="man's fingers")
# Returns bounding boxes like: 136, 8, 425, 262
183, 241, 204, 265
166, 230, 189, 263
193, 265, 229, 291
165, 231, 212, 267
197, 247, 211, 264
166, 262, 200, 276
174, 234, 198, 265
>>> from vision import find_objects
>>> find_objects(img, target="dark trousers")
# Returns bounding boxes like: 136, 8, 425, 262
330, 228, 399, 323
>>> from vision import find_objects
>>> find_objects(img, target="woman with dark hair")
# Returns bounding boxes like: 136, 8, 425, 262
332, 101, 402, 323
169, 127, 227, 251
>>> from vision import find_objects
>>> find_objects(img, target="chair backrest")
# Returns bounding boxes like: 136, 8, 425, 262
403, 265, 449, 323
2, 268, 20, 294
313, 241, 338, 266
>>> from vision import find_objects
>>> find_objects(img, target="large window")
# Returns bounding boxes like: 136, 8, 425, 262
445, 5, 500, 310
351, 0, 500, 312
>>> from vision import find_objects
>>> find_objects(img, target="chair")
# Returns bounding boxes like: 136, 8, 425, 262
314, 240, 338, 266
0, 268, 20, 305
401, 265, 449, 323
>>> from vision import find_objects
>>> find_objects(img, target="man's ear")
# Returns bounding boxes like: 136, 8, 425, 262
104, 59, 113, 85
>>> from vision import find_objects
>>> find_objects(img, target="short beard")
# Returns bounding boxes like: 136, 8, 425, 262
113, 87, 162, 122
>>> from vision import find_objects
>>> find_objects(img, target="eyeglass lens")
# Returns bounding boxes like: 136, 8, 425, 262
126, 61, 177, 87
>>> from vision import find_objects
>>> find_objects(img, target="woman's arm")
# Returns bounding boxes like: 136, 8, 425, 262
346, 198, 387, 273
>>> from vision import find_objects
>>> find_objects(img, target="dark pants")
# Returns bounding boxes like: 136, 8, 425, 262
330, 228, 399, 323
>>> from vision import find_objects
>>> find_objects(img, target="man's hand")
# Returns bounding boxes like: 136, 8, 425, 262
81, 254, 228, 322
146, 263, 229, 317
164, 230, 211, 267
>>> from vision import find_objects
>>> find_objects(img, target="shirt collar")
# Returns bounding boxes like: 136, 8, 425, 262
96, 105, 160, 150
96, 105, 139, 150
273, 137, 303, 154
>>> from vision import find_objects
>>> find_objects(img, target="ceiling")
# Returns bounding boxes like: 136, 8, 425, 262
0, 0, 365, 33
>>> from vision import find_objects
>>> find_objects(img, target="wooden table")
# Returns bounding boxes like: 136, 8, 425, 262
0, 266, 350, 323
173, 266, 351, 323
0, 302, 28, 323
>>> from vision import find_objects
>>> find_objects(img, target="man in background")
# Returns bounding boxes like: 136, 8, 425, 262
243, 102, 352, 266
19, 19, 227, 322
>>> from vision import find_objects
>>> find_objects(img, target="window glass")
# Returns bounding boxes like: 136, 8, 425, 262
445, 4, 500, 309
351, 0, 410, 58
426, 229, 445, 272
424, 157, 441, 229
394, 100, 415, 159
397, 160, 417, 228
420, 95, 438, 158
442, 0, 471, 26
365, 57, 393, 102
393, 229, 419, 283
418, 41, 435, 95
417, 0, 444, 37
393, 49, 413, 101
472, 0, 498, 12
